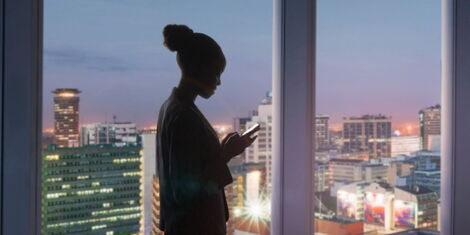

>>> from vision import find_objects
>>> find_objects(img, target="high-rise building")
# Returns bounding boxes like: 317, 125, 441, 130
41, 144, 142, 235
316, 115, 330, 150
391, 135, 420, 157
244, 92, 273, 189
140, 131, 156, 235
151, 175, 163, 235
233, 117, 252, 138
81, 121, 138, 146
419, 105, 441, 151
342, 115, 392, 159
52, 88, 81, 147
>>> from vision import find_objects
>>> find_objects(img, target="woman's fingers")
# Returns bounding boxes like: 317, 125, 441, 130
243, 134, 258, 147
248, 135, 258, 145
222, 132, 238, 146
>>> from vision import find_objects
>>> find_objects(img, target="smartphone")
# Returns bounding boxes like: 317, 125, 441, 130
242, 123, 261, 137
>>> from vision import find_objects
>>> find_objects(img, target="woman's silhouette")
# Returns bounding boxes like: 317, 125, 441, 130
156, 24, 258, 235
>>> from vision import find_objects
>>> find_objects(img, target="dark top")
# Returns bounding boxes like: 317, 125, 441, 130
156, 88, 233, 235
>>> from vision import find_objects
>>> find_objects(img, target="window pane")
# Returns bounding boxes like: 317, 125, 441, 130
315, 1, 441, 234
42, 1, 272, 235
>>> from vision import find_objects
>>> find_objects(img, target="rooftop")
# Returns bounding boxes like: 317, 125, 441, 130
52, 88, 81, 94
390, 229, 439, 235
396, 185, 435, 195
343, 114, 391, 121
329, 158, 364, 163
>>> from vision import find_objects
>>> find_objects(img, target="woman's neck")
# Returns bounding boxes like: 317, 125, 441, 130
177, 78, 198, 102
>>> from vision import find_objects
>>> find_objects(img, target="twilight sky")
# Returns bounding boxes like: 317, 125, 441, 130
43, 0, 440, 134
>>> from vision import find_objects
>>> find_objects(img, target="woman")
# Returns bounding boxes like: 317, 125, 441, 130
156, 24, 258, 235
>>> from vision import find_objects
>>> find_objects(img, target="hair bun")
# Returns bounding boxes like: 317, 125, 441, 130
163, 24, 194, 52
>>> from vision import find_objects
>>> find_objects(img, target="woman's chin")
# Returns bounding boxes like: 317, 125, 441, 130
200, 91, 215, 99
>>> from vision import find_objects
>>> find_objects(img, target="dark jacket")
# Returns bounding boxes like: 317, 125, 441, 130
156, 88, 233, 235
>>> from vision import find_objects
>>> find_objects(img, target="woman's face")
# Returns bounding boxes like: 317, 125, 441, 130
195, 70, 221, 99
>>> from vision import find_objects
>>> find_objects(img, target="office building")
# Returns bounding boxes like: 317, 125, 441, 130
140, 131, 156, 235
409, 151, 440, 171
81, 121, 138, 146
339, 150, 370, 161
391, 136, 420, 157
342, 115, 392, 159
315, 114, 330, 150
328, 159, 364, 184
52, 88, 81, 147
419, 105, 441, 151
244, 92, 273, 189
151, 175, 163, 235
41, 144, 142, 235
233, 117, 252, 136
427, 134, 441, 152
412, 170, 440, 196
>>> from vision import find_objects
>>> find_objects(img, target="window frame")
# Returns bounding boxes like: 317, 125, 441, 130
440, 0, 470, 234
1, 0, 43, 234
271, 0, 315, 234
1, 0, 470, 234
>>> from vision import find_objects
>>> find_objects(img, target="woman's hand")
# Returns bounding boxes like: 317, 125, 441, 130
221, 132, 257, 161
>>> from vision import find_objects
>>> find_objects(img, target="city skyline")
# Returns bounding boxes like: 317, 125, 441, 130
42, 88, 433, 136
43, 0, 440, 135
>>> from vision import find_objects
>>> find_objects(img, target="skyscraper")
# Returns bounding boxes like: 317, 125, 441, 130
419, 105, 441, 151
342, 115, 392, 159
52, 88, 81, 147
244, 92, 273, 188
140, 131, 157, 235
315, 115, 330, 150
41, 144, 142, 234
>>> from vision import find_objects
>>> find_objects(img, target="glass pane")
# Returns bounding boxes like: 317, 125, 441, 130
315, 1, 441, 234
42, 1, 272, 235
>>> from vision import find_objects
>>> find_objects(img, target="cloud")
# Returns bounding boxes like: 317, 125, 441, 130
44, 48, 133, 72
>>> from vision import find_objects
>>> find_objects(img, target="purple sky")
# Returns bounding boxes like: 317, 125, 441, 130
43, 0, 440, 134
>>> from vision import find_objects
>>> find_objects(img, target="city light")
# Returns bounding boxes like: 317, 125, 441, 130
57, 92, 78, 97
233, 207, 242, 217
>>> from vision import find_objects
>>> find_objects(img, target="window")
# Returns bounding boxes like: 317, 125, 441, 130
2, 0, 470, 235
314, 1, 441, 234
41, 1, 272, 235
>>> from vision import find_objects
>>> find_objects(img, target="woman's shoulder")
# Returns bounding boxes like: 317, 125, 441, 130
161, 99, 200, 125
